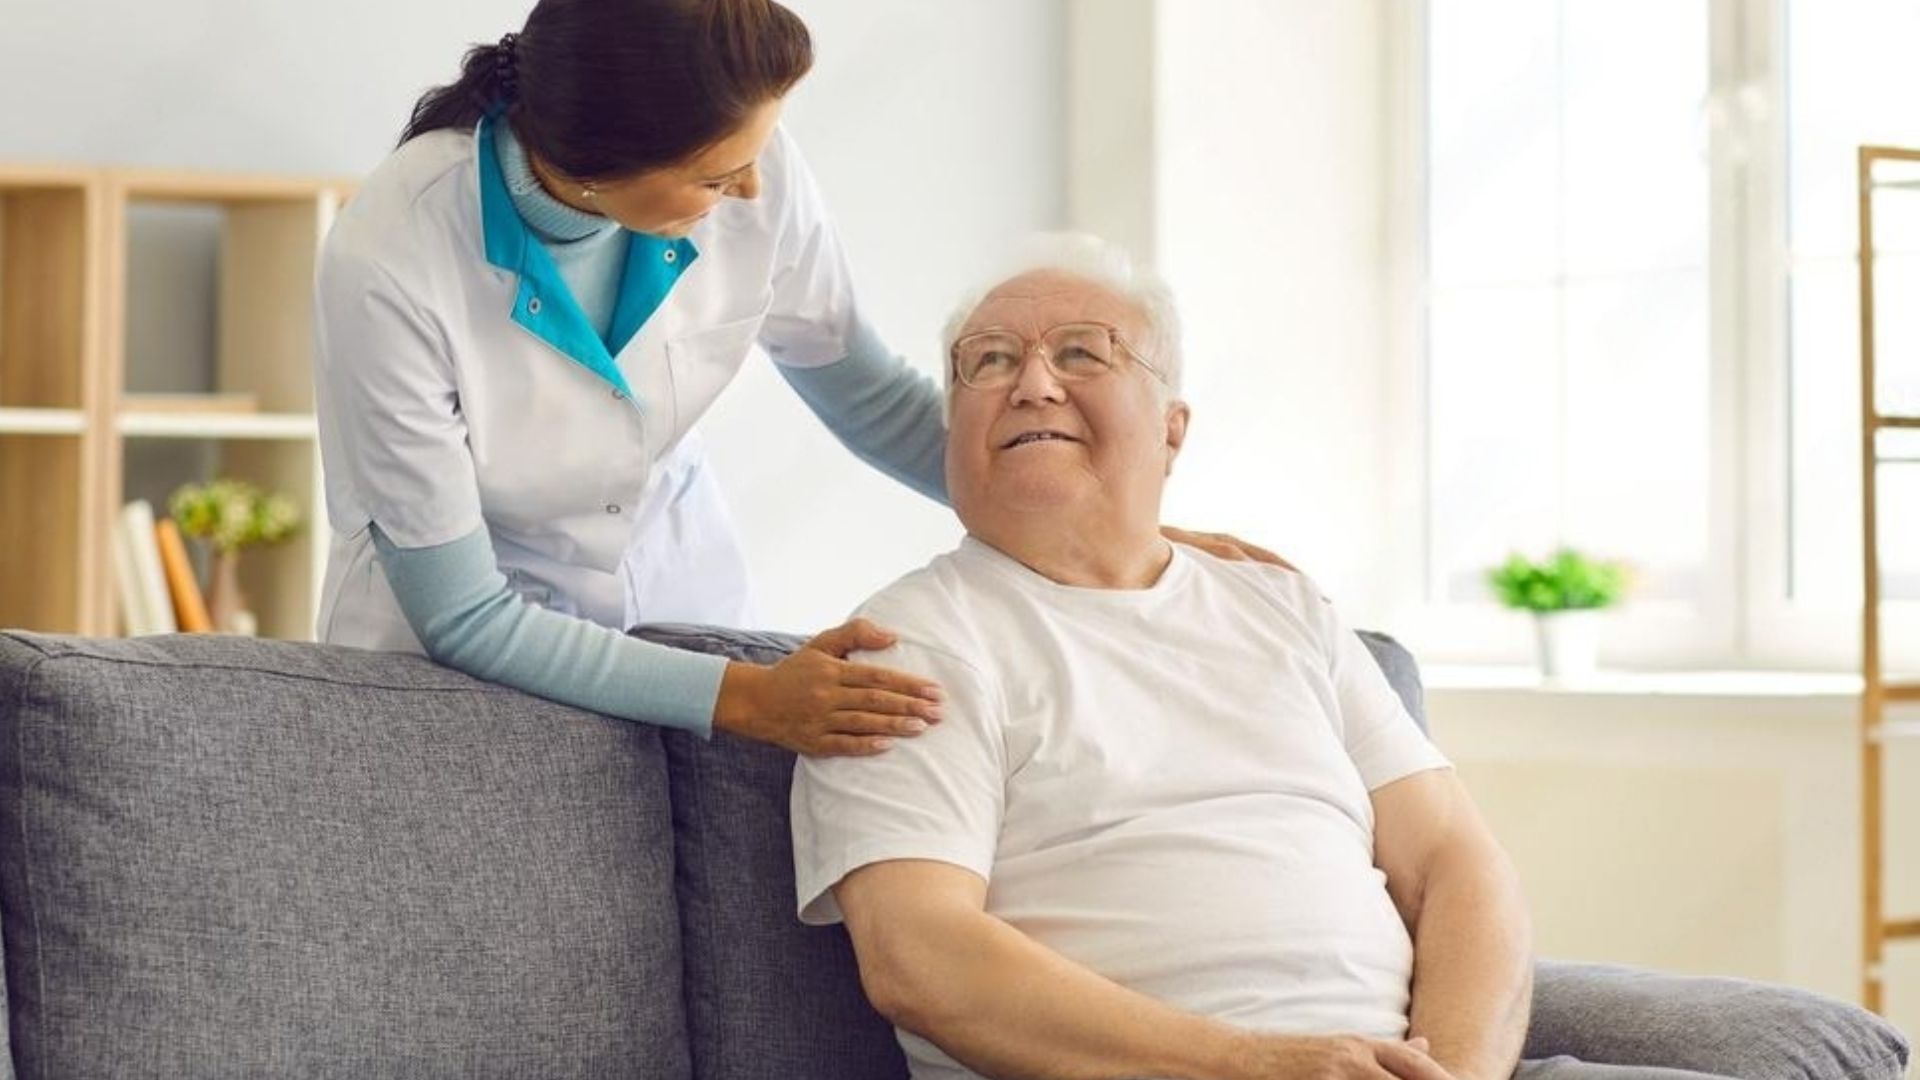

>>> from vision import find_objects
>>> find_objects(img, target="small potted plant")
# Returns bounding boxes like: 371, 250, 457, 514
169, 479, 301, 636
1486, 547, 1629, 679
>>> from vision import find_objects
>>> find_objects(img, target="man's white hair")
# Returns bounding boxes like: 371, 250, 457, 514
939, 232, 1184, 398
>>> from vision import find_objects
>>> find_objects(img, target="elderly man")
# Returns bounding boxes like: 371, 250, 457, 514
790, 236, 1531, 1080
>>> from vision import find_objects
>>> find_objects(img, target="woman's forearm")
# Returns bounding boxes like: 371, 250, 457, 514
372, 523, 727, 732
775, 323, 949, 503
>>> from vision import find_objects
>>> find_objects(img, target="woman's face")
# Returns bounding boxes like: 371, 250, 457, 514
554, 98, 785, 238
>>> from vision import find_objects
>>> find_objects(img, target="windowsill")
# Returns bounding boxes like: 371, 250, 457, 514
1421, 664, 1865, 699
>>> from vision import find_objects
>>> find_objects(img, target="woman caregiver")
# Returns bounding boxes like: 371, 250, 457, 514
315, 0, 1287, 757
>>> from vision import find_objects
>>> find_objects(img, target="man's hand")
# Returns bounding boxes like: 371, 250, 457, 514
1230, 1032, 1458, 1080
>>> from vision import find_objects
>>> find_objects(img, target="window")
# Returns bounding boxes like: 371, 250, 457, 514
1412, 0, 1920, 669
1783, 0, 1920, 606
1425, 0, 1710, 608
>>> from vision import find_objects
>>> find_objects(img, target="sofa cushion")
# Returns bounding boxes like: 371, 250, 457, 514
0, 631, 691, 1080
637, 625, 908, 1080
639, 622, 1430, 1080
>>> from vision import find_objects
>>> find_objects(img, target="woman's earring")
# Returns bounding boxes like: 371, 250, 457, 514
581, 185, 596, 200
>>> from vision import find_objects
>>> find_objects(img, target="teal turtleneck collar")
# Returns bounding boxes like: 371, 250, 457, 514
474, 113, 699, 396
493, 118, 621, 245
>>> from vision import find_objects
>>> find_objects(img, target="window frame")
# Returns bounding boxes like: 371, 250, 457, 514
1392, 0, 1920, 674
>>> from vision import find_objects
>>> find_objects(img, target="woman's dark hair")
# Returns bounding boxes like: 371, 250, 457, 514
399, 0, 813, 181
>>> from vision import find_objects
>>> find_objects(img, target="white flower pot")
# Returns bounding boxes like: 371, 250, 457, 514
1534, 609, 1600, 680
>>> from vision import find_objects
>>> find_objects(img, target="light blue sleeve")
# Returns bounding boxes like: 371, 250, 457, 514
370, 523, 728, 736
776, 320, 950, 504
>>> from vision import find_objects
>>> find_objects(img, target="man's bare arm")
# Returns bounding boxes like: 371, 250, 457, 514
1372, 769, 1533, 1080
835, 858, 1453, 1080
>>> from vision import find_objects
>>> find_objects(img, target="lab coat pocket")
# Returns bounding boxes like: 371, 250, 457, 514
663, 302, 770, 445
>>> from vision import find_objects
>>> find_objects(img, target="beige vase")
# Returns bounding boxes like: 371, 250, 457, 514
205, 550, 258, 637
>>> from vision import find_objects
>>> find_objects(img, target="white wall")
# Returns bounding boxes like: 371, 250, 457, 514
1069, 0, 1399, 626
0, 0, 532, 174
1156, 0, 1396, 624
701, 0, 1067, 632
0, 0, 1066, 635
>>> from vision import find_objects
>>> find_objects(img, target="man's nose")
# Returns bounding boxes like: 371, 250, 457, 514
1008, 348, 1067, 406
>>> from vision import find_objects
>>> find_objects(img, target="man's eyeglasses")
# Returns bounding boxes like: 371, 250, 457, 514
949, 321, 1167, 390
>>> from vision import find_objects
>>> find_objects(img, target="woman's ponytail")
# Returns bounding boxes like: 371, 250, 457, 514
397, 34, 520, 146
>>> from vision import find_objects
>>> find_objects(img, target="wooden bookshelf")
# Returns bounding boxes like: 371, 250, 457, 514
0, 164, 350, 639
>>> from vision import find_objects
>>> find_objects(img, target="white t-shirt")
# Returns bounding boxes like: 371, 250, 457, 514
791, 537, 1452, 1080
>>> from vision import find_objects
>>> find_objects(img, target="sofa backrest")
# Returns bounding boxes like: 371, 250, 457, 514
0, 625, 1428, 1080
0, 631, 693, 1080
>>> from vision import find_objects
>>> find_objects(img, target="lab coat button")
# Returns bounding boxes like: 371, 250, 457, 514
612, 389, 626, 400
605, 503, 621, 515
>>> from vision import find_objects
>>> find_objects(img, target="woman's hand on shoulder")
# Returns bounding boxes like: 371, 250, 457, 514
712, 617, 945, 757
1161, 525, 1297, 571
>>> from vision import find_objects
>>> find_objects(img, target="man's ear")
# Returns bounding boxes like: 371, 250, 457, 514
1163, 401, 1191, 476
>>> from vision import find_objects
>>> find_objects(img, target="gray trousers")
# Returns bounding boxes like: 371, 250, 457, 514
1129, 957, 1905, 1080
1511, 960, 1908, 1080
1512, 1059, 1733, 1080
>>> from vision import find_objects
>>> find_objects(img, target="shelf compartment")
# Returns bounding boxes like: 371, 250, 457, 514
0, 433, 89, 631
120, 434, 322, 641
1869, 151, 1920, 193
112, 175, 344, 413
0, 172, 98, 411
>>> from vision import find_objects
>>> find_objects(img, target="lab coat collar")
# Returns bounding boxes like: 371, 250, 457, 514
473, 113, 699, 397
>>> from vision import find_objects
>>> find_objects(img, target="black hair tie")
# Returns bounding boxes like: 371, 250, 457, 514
494, 32, 520, 99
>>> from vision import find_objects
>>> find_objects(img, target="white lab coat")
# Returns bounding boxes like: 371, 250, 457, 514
313, 118, 859, 652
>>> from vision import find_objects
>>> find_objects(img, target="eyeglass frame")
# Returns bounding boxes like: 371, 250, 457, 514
948, 321, 1169, 390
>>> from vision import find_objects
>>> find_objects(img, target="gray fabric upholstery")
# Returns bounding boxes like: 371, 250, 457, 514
0, 816, 8, 1080
1359, 628, 1428, 732
637, 625, 907, 1080
0, 623, 1906, 1080
1526, 961, 1909, 1080
0, 742, 9, 1080
636, 623, 1430, 1080
0, 631, 691, 1080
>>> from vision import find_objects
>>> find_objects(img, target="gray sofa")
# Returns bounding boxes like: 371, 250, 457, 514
0, 626, 1906, 1080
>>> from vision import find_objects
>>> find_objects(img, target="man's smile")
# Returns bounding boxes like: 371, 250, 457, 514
1000, 430, 1083, 450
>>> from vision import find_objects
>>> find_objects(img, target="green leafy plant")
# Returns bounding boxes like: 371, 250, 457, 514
169, 479, 300, 554
1486, 548, 1629, 613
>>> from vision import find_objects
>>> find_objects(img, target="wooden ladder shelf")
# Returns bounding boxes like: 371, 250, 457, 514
1857, 144, 1920, 1012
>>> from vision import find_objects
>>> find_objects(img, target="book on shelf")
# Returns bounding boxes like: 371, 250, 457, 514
110, 516, 145, 636
154, 517, 212, 632
113, 500, 177, 637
